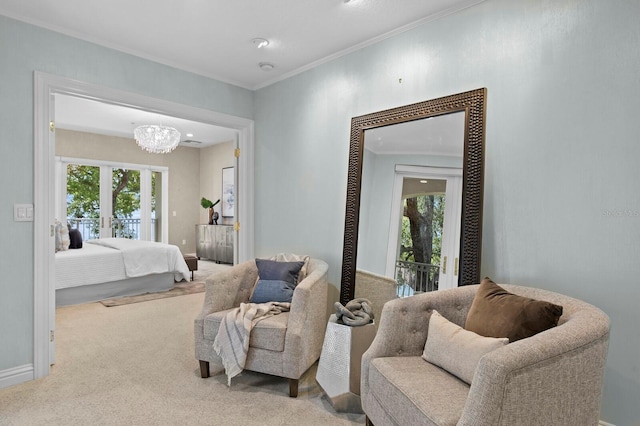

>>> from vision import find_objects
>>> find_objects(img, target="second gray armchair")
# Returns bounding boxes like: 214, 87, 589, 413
361, 283, 610, 425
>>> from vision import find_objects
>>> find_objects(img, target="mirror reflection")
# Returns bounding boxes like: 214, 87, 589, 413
340, 88, 486, 305
357, 112, 465, 296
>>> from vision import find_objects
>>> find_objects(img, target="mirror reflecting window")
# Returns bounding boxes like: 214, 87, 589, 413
340, 89, 487, 305
357, 112, 465, 297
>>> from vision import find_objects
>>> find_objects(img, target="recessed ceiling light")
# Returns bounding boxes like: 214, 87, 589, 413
186, 133, 194, 138
251, 38, 270, 49
259, 62, 275, 71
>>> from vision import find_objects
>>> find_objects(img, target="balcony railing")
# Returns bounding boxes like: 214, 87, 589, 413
67, 217, 157, 241
395, 260, 439, 297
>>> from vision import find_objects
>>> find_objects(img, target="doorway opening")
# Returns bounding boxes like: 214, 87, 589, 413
34, 72, 255, 379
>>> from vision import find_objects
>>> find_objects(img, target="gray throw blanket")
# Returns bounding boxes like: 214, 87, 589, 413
213, 301, 291, 385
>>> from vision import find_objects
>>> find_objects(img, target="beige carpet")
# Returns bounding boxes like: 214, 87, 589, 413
0, 287, 365, 425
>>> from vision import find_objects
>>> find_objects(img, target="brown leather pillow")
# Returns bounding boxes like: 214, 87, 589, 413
465, 278, 563, 342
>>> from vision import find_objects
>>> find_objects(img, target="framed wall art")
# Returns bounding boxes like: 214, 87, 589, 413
222, 166, 235, 218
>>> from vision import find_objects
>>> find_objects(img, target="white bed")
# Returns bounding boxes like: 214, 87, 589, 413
55, 238, 191, 306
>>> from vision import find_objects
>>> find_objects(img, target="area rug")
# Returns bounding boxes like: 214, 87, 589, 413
100, 280, 205, 307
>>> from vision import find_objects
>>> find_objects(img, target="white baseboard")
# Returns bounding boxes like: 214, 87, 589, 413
600, 420, 616, 426
0, 364, 34, 389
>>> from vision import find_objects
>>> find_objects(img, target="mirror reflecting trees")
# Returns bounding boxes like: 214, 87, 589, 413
340, 89, 487, 305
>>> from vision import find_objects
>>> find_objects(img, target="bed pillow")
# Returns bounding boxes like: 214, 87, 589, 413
69, 228, 83, 249
465, 278, 563, 342
423, 310, 508, 384
54, 221, 70, 252
250, 259, 305, 304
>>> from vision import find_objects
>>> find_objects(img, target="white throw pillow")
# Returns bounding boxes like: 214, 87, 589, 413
422, 310, 508, 384
54, 221, 71, 252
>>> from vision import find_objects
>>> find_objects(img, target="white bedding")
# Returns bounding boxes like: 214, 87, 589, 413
55, 241, 127, 290
55, 238, 191, 290
88, 238, 190, 281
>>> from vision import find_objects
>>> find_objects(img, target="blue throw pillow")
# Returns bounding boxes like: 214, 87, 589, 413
250, 280, 295, 304
250, 259, 305, 303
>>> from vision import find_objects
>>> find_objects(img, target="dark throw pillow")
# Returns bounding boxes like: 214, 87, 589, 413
465, 278, 563, 342
69, 228, 83, 249
250, 259, 305, 304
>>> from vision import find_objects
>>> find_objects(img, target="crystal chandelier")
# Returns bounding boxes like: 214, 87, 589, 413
133, 125, 181, 154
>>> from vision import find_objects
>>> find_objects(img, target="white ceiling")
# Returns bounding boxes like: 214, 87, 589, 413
0, 0, 484, 90
54, 94, 238, 147
1, 0, 483, 147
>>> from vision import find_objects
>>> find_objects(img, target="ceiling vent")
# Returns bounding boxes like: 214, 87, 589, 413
182, 139, 203, 145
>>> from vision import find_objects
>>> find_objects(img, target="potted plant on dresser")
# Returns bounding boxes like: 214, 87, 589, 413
201, 197, 220, 225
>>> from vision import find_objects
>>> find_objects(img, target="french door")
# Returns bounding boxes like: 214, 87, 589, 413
56, 157, 168, 242
386, 165, 463, 292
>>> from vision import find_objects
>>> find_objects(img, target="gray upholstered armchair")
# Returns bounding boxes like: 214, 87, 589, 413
194, 257, 328, 397
361, 284, 610, 426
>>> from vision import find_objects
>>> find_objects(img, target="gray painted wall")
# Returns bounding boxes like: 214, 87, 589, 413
1, 0, 639, 423
253, 1, 640, 424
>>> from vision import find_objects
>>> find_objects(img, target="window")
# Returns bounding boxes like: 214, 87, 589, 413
56, 157, 168, 242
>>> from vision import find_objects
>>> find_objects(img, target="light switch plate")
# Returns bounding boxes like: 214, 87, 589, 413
14, 203, 34, 222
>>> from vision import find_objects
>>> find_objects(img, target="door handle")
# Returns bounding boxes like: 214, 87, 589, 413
454, 257, 459, 276
442, 256, 447, 274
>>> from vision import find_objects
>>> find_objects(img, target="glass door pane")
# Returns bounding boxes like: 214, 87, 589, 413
111, 168, 141, 239
60, 160, 166, 242
66, 164, 101, 240
396, 178, 446, 296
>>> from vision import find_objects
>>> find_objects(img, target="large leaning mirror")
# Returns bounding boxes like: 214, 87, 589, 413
340, 88, 487, 305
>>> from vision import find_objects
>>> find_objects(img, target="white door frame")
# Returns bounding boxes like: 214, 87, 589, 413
385, 165, 462, 288
33, 72, 255, 378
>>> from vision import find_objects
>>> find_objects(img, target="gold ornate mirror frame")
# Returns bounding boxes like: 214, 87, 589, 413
340, 88, 487, 305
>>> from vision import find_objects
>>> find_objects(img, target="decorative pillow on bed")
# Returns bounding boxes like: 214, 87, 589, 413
54, 221, 70, 252
250, 259, 305, 304
69, 227, 83, 249
465, 278, 563, 342
423, 310, 508, 384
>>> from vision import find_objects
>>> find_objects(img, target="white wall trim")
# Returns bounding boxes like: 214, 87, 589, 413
599, 421, 616, 426
0, 364, 34, 389
235, 123, 254, 263
33, 71, 254, 381
33, 72, 56, 378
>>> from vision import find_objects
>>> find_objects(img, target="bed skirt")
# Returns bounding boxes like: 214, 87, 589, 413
56, 272, 175, 307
